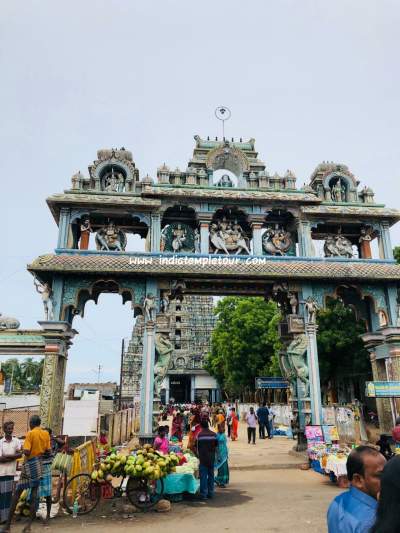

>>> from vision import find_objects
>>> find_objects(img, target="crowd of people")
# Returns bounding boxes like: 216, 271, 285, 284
163, 401, 277, 447
157, 401, 279, 500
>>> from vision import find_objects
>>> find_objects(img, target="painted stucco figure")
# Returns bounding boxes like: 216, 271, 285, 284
282, 334, 309, 396
34, 279, 53, 320
143, 294, 156, 322
154, 332, 173, 397
0, 313, 20, 330
263, 228, 293, 255
95, 222, 127, 251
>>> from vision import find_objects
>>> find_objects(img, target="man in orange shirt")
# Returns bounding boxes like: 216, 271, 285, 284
1, 415, 51, 533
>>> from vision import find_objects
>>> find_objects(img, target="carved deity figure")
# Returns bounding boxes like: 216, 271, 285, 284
34, 279, 53, 320
281, 334, 309, 396
209, 223, 230, 254
209, 218, 250, 255
263, 228, 293, 256
216, 174, 234, 187
104, 169, 122, 192
79, 216, 93, 250
154, 332, 173, 397
95, 222, 126, 251
231, 220, 251, 254
143, 294, 156, 322
288, 292, 298, 315
331, 178, 346, 202
304, 296, 319, 324
172, 224, 186, 252
194, 229, 201, 253
116, 173, 125, 193
160, 292, 170, 314
0, 313, 20, 330
359, 227, 373, 259
323, 230, 353, 258
160, 223, 195, 253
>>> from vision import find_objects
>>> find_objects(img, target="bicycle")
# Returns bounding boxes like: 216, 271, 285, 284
63, 471, 165, 515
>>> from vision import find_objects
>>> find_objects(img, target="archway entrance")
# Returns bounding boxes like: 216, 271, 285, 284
169, 375, 191, 403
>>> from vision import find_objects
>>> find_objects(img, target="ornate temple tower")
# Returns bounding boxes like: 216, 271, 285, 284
120, 295, 217, 405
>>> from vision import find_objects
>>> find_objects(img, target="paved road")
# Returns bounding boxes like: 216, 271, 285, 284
12, 428, 341, 532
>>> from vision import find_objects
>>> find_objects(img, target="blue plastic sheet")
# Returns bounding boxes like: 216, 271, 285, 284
163, 472, 199, 495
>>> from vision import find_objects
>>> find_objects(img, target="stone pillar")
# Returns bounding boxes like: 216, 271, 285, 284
378, 222, 393, 259
165, 375, 170, 405
190, 375, 195, 402
200, 222, 210, 254
305, 323, 323, 425
39, 321, 76, 433
297, 220, 313, 257
51, 276, 64, 321
57, 208, 71, 249
139, 321, 156, 438
251, 223, 263, 256
385, 285, 398, 326
150, 213, 161, 252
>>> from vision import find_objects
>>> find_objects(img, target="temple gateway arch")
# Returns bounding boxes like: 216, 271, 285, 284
1, 137, 400, 437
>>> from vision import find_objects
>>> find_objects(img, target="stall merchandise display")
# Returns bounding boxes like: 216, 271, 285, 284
91, 444, 179, 482
307, 443, 351, 479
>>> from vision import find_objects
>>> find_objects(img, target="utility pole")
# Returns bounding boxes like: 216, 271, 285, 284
97, 364, 102, 386
119, 339, 125, 411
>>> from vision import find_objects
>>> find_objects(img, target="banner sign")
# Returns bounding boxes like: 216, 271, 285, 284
305, 425, 324, 448
255, 377, 289, 389
365, 381, 400, 398
322, 425, 340, 444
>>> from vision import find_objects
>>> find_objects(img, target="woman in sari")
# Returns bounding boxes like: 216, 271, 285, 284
214, 409, 225, 430
187, 411, 202, 452
215, 423, 229, 487
171, 411, 184, 441
230, 407, 239, 441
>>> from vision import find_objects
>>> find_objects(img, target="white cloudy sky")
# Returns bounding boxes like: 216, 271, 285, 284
1, 0, 400, 384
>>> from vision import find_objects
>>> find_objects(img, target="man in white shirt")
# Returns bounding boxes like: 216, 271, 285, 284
0, 421, 22, 524
245, 407, 258, 445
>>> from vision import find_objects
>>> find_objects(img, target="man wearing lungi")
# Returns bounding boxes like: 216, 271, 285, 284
1, 415, 50, 533
0, 422, 22, 525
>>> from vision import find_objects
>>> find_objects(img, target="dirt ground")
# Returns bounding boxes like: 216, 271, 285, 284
11, 428, 341, 533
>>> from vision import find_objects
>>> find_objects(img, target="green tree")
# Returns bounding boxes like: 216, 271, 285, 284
317, 299, 370, 385
20, 358, 44, 391
205, 297, 281, 397
394, 246, 400, 263
1, 358, 43, 392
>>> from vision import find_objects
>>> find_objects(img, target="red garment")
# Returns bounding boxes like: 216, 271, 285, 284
392, 425, 400, 442
231, 414, 239, 441
171, 414, 184, 441
187, 423, 201, 452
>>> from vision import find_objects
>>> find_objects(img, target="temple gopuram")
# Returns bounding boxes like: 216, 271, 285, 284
1, 134, 399, 438
120, 295, 217, 405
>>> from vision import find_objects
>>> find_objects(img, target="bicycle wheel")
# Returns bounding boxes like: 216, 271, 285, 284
63, 473, 101, 515
126, 476, 164, 510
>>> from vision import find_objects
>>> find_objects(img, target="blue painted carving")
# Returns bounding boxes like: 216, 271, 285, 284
60, 276, 146, 321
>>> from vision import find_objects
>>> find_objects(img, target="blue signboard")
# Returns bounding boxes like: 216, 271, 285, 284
365, 381, 400, 398
255, 377, 289, 389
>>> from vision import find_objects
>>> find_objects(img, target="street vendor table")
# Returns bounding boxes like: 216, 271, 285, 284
325, 455, 347, 478
163, 472, 199, 495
